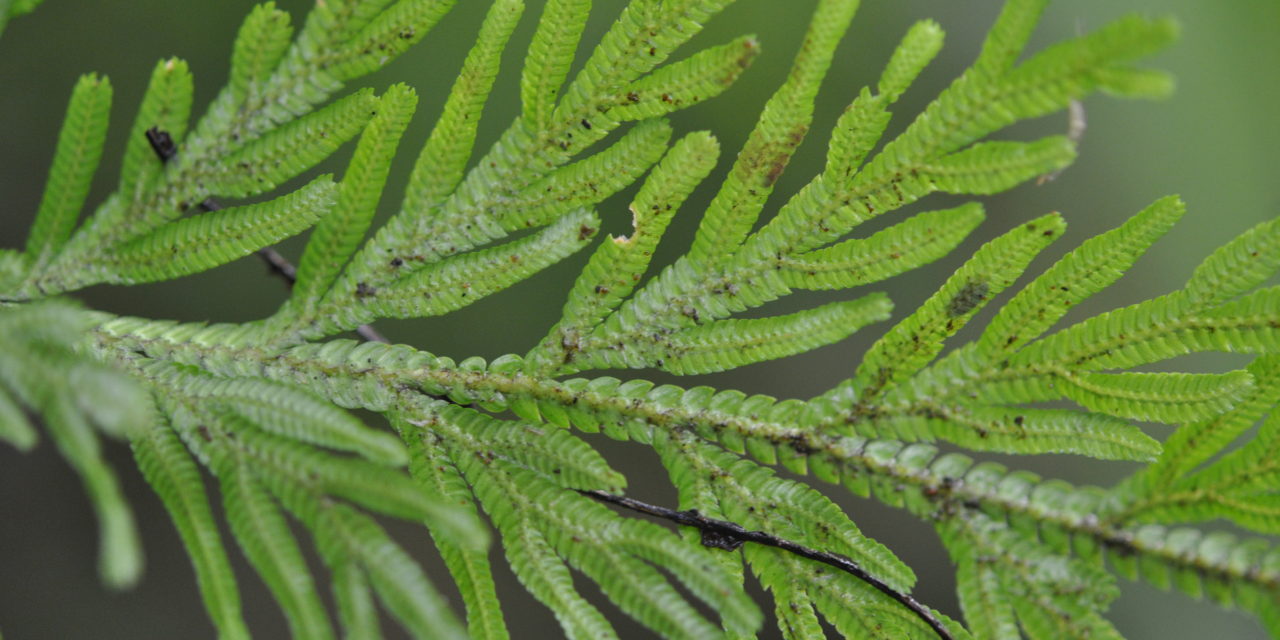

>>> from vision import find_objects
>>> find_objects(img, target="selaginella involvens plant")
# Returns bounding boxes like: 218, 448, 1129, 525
2, 0, 1278, 638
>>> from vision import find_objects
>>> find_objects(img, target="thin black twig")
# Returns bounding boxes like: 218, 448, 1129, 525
580, 489, 955, 640
146, 128, 387, 344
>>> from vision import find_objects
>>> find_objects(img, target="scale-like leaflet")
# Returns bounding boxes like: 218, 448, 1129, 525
118, 59, 193, 203
25, 74, 112, 266
779, 203, 984, 291
105, 176, 337, 284
292, 86, 418, 316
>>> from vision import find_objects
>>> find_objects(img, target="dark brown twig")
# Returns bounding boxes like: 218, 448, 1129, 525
146, 128, 387, 344
580, 489, 955, 640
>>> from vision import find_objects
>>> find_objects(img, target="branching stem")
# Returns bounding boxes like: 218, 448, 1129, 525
580, 489, 955, 640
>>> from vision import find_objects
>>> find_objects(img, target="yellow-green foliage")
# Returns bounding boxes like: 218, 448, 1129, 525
3, 0, 1278, 638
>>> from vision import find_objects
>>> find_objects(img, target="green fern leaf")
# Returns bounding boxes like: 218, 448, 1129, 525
923, 137, 1076, 195
521, 0, 590, 129
292, 85, 418, 316
331, 560, 382, 640
105, 176, 337, 284
526, 130, 719, 372
207, 90, 375, 198
432, 402, 625, 491
133, 423, 249, 640
400, 420, 510, 640
324, 0, 458, 82
228, 2, 294, 102
971, 0, 1049, 77
503, 517, 618, 639
780, 203, 985, 291
221, 463, 334, 640
688, 0, 860, 263
981, 195, 1185, 354
879, 19, 945, 100
317, 502, 468, 640
37, 393, 142, 589
841, 213, 1065, 405
953, 554, 1020, 640
1058, 370, 1255, 424
1184, 216, 1280, 309
497, 119, 673, 231
591, 294, 892, 375
609, 35, 760, 122
0, 385, 36, 451
214, 378, 407, 466
879, 404, 1160, 460
118, 58, 194, 202
401, 0, 522, 215
25, 73, 112, 264
337, 208, 597, 326
227, 422, 482, 543
1152, 356, 1280, 483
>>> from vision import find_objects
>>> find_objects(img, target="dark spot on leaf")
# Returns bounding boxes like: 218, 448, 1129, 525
947, 279, 989, 317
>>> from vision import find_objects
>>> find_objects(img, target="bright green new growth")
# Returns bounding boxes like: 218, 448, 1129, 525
2, 0, 1278, 639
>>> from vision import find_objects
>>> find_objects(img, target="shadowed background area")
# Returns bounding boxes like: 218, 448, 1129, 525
1, 0, 1277, 638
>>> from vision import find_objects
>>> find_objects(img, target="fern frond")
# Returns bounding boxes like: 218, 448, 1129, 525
221, 462, 334, 640
922, 136, 1076, 195
1149, 356, 1280, 483
330, 559, 381, 640
25, 74, 112, 265
0, 384, 36, 451
609, 35, 760, 122
325, 0, 458, 83
497, 119, 674, 231
292, 85, 418, 316
400, 420, 509, 639
174, 369, 407, 465
586, 294, 891, 375
837, 213, 1065, 407
228, 418, 480, 539
980, 195, 1185, 354
0, 301, 146, 589
878, 19, 945, 100
20, 0, 1279, 637
118, 58, 194, 202
316, 501, 468, 640
105, 176, 337, 284
327, 208, 597, 329
521, 0, 590, 130
427, 401, 625, 491
527, 130, 719, 372
1059, 370, 1255, 424
971, 0, 1049, 77
42, 398, 142, 588
779, 203, 985, 291
502, 513, 618, 639
228, 3, 294, 103
206, 91, 375, 198
1185, 216, 1280, 309
133, 422, 250, 640
872, 404, 1160, 460
688, 0, 860, 263
401, 0, 523, 215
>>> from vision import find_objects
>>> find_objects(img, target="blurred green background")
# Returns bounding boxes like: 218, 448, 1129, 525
1, 0, 1277, 638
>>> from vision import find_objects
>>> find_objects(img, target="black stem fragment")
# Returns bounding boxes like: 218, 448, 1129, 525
580, 489, 955, 640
